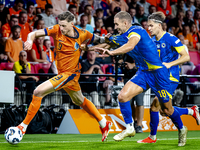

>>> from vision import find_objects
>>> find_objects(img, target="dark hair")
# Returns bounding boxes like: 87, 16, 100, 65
96, 8, 104, 14
19, 11, 27, 17
11, 25, 21, 33
33, 18, 44, 29
44, 39, 50, 44
141, 19, 147, 24
57, 11, 75, 22
84, 5, 92, 10
27, 1, 34, 9
10, 15, 18, 20
45, 4, 53, 10
14, 0, 24, 5
68, 4, 77, 10
148, 11, 166, 24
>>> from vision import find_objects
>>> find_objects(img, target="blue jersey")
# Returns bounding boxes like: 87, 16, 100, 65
109, 26, 164, 71
152, 32, 185, 82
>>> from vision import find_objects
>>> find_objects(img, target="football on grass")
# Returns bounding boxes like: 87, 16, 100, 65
4, 127, 23, 144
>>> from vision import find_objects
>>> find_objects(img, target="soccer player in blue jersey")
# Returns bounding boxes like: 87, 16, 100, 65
95, 11, 189, 146
137, 11, 200, 144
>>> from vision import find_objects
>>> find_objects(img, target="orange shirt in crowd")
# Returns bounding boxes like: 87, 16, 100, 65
9, 7, 22, 17
19, 22, 32, 42
5, 38, 23, 62
178, 32, 193, 46
1, 23, 11, 38
44, 25, 93, 73
157, 4, 172, 16
1, 23, 22, 38
36, 0, 52, 10
27, 14, 36, 27
192, 34, 199, 49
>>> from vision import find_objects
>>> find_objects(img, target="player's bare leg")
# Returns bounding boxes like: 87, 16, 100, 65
113, 81, 143, 141
17, 80, 55, 135
67, 89, 112, 142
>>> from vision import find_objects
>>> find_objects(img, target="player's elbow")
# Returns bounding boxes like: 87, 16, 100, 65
185, 54, 190, 62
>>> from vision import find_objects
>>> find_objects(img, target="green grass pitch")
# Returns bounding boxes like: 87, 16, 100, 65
0, 131, 200, 150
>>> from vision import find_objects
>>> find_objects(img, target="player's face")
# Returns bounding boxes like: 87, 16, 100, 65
58, 20, 74, 35
148, 20, 160, 36
114, 18, 127, 35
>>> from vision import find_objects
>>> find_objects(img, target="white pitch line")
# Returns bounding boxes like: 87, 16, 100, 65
0, 137, 200, 144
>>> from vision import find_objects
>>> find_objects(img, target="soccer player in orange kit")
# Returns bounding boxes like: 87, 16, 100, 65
16, 11, 112, 142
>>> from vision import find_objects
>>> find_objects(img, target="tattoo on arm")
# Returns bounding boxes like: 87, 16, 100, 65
93, 34, 105, 44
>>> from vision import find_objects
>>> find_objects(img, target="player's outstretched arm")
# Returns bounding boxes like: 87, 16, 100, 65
92, 34, 106, 45
24, 29, 46, 50
163, 49, 190, 68
97, 36, 139, 56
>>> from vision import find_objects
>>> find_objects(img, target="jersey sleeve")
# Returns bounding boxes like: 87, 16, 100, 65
127, 29, 141, 40
108, 35, 127, 46
169, 34, 185, 53
82, 29, 94, 44
44, 25, 59, 37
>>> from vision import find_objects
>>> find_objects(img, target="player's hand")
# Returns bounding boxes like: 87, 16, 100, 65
105, 33, 112, 43
95, 47, 112, 57
24, 40, 33, 50
80, 44, 87, 51
162, 62, 171, 69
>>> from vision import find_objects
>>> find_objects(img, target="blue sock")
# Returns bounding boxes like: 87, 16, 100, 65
173, 106, 188, 116
169, 108, 183, 129
150, 111, 159, 135
119, 101, 133, 124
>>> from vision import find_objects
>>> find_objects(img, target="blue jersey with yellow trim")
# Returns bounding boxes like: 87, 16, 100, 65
109, 26, 164, 70
152, 32, 184, 82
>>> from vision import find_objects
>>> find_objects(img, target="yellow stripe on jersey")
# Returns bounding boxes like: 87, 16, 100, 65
169, 72, 179, 82
128, 32, 141, 39
144, 60, 163, 70
174, 46, 185, 53
166, 90, 172, 99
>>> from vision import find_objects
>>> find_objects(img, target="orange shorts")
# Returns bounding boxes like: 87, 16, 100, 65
49, 72, 81, 92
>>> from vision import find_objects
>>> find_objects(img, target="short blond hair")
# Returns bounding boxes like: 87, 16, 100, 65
58, 11, 75, 22
114, 11, 132, 24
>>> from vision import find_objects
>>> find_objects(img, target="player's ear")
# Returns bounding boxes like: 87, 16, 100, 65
71, 21, 74, 26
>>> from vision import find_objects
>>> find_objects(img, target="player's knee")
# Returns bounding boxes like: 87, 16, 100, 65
118, 92, 127, 102
33, 88, 42, 97
72, 100, 82, 106
162, 108, 173, 116
150, 98, 160, 112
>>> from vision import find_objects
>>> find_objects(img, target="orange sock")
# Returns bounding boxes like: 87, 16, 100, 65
80, 97, 103, 122
23, 95, 42, 125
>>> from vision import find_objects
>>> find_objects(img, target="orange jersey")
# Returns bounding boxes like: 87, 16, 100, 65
27, 14, 36, 26
1, 23, 11, 38
19, 22, 32, 42
1, 23, 22, 38
44, 25, 94, 74
9, 7, 21, 17
36, 0, 52, 10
